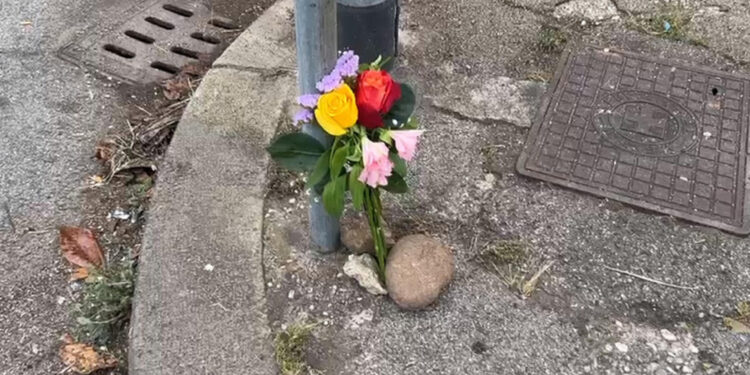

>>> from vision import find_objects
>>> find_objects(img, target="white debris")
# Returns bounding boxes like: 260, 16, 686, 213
661, 329, 678, 342
288, 290, 295, 299
203, 264, 214, 272
615, 342, 629, 353
343, 254, 387, 295
108, 208, 130, 221
346, 309, 374, 329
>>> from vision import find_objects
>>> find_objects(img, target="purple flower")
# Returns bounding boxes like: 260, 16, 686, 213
335, 50, 359, 78
316, 71, 343, 93
297, 94, 320, 108
315, 50, 359, 92
293, 109, 314, 126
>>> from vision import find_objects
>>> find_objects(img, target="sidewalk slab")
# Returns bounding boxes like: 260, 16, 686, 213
128, 0, 297, 373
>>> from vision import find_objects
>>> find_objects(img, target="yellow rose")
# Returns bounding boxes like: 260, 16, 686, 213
315, 84, 358, 136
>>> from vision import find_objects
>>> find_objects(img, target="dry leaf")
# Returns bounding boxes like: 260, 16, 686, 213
94, 139, 117, 162
69, 268, 89, 282
59, 227, 104, 268
60, 336, 117, 374
724, 317, 750, 334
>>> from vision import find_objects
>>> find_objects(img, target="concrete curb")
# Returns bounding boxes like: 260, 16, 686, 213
129, 1, 295, 373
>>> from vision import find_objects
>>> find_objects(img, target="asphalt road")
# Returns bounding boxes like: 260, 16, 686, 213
0, 0, 138, 373
0, 0, 271, 373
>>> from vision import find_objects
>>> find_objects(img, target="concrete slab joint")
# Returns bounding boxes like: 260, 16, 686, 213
128, 0, 296, 374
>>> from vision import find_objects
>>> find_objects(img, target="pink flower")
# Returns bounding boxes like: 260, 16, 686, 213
358, 138, 393, 188
389, 130, 424, 161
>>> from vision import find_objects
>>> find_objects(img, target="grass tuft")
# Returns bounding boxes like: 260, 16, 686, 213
73, 261, 135, 346
537, 25, 568, 53
736, 301, 750, 323
274, 321, 317, 375
486, 240, 528, 266
482, 240, 554, 298
625, 3, 706, 46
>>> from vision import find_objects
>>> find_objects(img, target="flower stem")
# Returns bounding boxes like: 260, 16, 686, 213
364, 187, 387, 281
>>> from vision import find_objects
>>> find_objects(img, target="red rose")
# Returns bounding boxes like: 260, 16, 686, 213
356, 70, 402, 129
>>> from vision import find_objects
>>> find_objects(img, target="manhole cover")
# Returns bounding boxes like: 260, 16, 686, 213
59, 0, 238, 83
517, 47, 750, 235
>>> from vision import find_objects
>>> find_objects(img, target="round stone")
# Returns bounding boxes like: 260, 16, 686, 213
385, 234, 454, 310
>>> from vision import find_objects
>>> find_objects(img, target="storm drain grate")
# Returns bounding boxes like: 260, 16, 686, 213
517, 47, 750, 235
60, 0, 239, 83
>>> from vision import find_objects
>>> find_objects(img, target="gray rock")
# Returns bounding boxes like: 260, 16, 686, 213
340, 212, 395, 255
553, 0, 618, 21
385, 234, 455, 310
343, 254, 388, 295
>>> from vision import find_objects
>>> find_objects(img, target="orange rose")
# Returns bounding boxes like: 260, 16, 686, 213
356, 70, 402, 129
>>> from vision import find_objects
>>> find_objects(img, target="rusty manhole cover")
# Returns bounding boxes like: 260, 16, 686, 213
59, 0, 237, 83
518, 47, 750, 234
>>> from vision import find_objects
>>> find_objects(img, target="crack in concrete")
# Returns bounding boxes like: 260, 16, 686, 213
2, 201, 16, 233
211, 64, 296, 79
429, 101, 521, 128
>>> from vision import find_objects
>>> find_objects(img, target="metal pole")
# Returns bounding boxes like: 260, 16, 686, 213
337, 0, 399, 69
295, 0, 341, 253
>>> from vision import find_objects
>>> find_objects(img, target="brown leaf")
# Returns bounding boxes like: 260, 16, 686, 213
162, 78, 190, 100
180, 62, 208, 76
94, 139, 117, 162
69, 268, 89, 282
60, 339, 118, 374
59, 227, 104, 268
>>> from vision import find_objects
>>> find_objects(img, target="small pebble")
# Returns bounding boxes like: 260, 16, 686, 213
288, 290, 295, 299
604, 344, 614, 353
204, 264, 214, 272
615, 342, 629, 353
661, 329, 678, 342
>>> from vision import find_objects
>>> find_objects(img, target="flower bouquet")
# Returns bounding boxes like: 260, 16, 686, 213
267, 51, 422, 279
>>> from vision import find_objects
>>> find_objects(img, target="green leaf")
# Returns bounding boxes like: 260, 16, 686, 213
386, 83, 416, 125
322, 175, 346, 216
383, 173, 408, 194
402, 116, 419, 130
358, 63, 371, 73
267, 133, 325, 172
312, 171, 330, 196
390, 152, 407, 177
308, 149, 331, 187
349, 166, 365, 210
379, 130, 393, 144
330, 145, 349, 178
